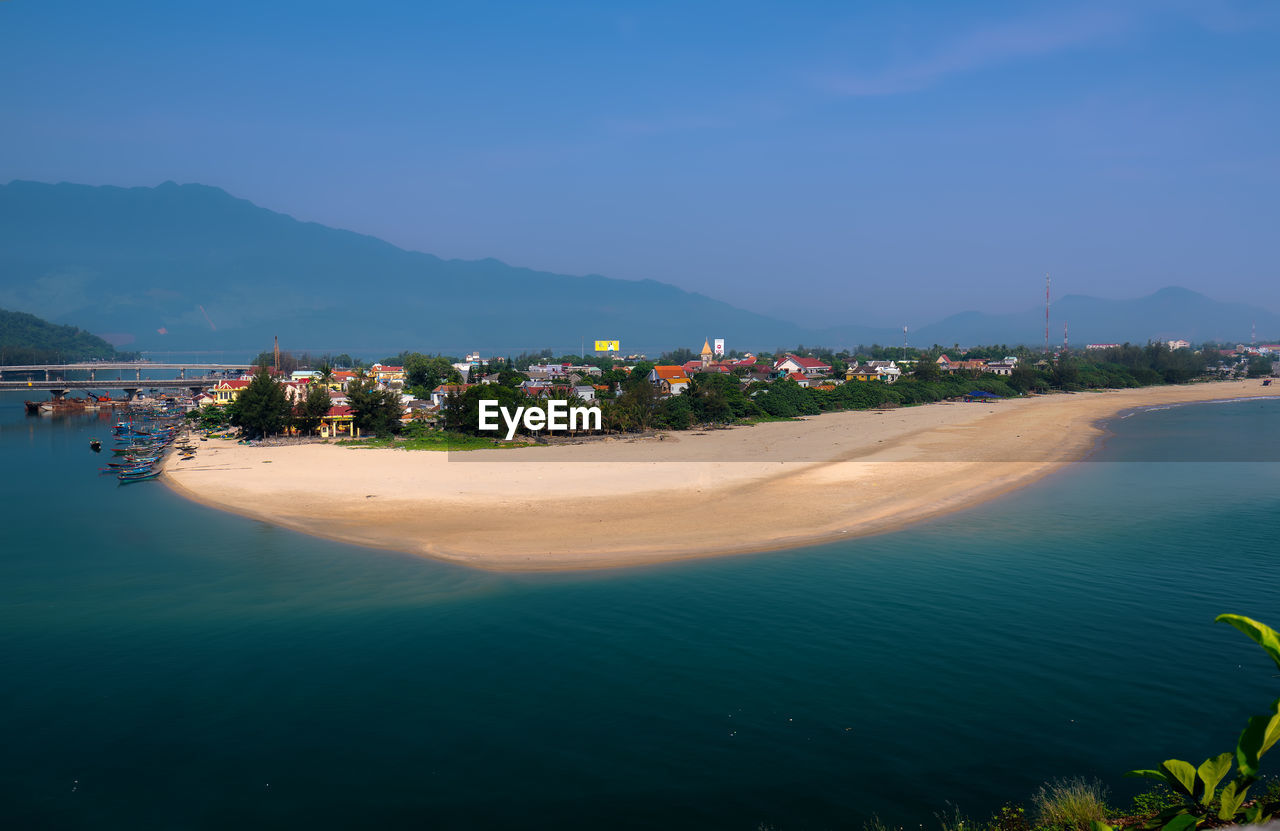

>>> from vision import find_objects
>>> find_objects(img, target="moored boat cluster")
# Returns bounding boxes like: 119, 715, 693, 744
97, 404, 189, 483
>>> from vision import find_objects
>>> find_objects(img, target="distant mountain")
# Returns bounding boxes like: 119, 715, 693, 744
0, 180, 820, 355
0, 306, 137, 364
895, 287, 1280, 348
0, 180, 1274, 357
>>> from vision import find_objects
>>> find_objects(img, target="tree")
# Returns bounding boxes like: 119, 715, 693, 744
610, 378, 659, 431
228, 367, 291, 438
294, 383, 332, 435
346, 374, 404, 437
1246, 355, 1274, 378
252, 348, 304, 375
1008, 362, 1043, 393
442, 384, 523, 436
912, 358, 942, 382
404, 353, 462, 396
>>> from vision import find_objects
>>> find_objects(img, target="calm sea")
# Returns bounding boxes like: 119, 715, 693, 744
1, 392, 1277, 830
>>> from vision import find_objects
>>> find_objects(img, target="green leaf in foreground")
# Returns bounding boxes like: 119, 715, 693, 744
1236, 698, 1280, 779
1160, 760, 1198, 799
1216, 780, 1248, 820
1215, 614, 1280, 672
1195, 753, 1232, 805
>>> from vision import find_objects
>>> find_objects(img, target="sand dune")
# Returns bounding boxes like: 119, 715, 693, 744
163, 380, 1279, 570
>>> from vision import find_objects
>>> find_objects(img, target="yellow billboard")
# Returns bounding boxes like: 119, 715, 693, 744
594, 340, 620, 352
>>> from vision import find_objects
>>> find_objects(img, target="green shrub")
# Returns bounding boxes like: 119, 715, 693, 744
986, 802, 1033, 831
1096, 614, 1280, 831
936, 803, 973, 831
1033, 777, 1110, 829
1130, 786, 1181, 818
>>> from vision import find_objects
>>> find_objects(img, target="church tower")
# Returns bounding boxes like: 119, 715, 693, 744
700, 338, 713, 368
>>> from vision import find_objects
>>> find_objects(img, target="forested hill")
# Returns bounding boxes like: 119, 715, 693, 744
0, 307, 138, 364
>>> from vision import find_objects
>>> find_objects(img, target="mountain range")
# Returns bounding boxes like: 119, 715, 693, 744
0, 180, 1275, 356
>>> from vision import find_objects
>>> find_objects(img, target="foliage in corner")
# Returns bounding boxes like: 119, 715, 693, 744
1092, 615, 1280, 831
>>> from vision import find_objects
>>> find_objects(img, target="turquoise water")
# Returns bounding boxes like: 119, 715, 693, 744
1, 392, 1278, 829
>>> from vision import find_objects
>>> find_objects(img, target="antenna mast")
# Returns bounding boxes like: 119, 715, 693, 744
273, 335, 280, 374
902, 325, 908, 361
1063, 321, 1068, 352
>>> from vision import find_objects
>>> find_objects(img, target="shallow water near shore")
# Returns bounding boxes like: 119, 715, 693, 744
1, 391, 1278, 829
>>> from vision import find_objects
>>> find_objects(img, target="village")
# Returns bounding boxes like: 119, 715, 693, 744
193, 337, 1280, 438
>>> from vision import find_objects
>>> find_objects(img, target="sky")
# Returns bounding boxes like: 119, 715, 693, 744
2, 0, 1278, 328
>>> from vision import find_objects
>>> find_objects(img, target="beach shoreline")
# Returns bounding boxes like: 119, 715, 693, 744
162, 380, 1280, 571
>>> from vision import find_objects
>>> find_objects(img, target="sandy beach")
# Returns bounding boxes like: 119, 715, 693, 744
163, 380, 1279, 570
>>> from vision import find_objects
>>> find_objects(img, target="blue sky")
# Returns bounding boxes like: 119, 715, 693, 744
2, 0, 1277, 327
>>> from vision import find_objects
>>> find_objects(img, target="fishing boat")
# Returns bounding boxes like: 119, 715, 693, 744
117, 469, 161, 482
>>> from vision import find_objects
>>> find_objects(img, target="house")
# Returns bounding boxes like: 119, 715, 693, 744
281, 379, 312, 403
648, 365, 691, 396
430, 384, 471, 408
206, 378, 252, 406
685, 360, 730, 375
318, 404, 356, 438
847, 364, 876, 382
527, 363, 571, 380
935, 354, 953, 369
573, 385, 597, 401
773, 354, 831, 377
785, 371, 812, 388
985, 361, 1015, 376
370, 364, 406, 386
867, 360, 902, 382
1166, 340, 1191, 350
403, 400, 435, 424
328, 370, 358, 391
1086, 343, 1121, 350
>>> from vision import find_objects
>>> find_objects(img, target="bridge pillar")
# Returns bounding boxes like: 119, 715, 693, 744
123, 388, 140, 401
179, 368, 185, 380
90, 369, 96, 381
45, 369, 50, 381
135, 368, 141, 381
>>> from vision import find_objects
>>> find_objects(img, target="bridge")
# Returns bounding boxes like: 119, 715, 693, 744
1, 378, 220, 398
0, 362, 251, 401
0, 362, 250, 381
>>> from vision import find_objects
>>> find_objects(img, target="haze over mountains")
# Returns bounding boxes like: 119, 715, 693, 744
1, 180, 1274, 357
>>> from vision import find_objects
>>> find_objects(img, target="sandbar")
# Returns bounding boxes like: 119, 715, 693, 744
163, 380, 1279, 570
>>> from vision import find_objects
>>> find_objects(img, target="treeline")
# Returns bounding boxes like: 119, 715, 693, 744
0, 307, 139, 363
189, 367, 404, 439
441, 343, 1216, 438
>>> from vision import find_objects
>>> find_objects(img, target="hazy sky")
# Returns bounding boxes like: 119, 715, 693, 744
2, 0, 1277, 327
